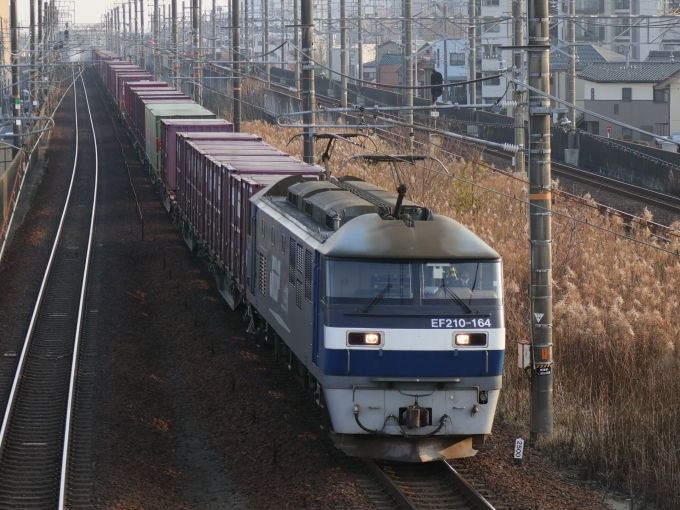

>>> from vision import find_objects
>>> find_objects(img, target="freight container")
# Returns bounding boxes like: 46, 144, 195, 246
126, 85, 173, 121
123, 81, 167, 118
144, 103, 215, 179
130, 90, 189, 144
106, 64, 140, 95
115, 73, 152, 106
159, 119, 233, 191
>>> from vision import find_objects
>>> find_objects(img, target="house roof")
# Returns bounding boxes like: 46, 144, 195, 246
578, 62, 680, 83
364, 60, 376, 68
378, 54, 403, 66
550, 44, 625, 71
645, 50, 680, 62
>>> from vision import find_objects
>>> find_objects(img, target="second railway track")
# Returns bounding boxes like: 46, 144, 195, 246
0, 72, 99, 510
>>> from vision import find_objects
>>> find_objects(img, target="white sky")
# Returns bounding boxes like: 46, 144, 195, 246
18, 1, 108, 26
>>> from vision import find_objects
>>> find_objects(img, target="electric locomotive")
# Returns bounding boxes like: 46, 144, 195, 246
247, 176, 504, 462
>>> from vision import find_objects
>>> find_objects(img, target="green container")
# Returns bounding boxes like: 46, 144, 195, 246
144, 103, 215, 177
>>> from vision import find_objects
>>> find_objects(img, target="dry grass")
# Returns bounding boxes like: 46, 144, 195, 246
244, 119, 680, 508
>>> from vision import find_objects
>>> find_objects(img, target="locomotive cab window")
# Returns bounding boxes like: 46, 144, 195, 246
324, 260, 414, 305
422, 261, 502, 307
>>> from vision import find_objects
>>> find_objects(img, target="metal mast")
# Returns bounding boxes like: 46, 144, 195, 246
294, 0, 300, 97
140, 0, 146, 70
232, 0, 241, 131
357, 0, 363, 84
172, 0, 179, 89
468, 0, 476, 104
301, 0, 315, 164
30, 0, 36, 115
403, 0, 413, 149
528, 0, 554, 442
513, 0, 525, 174
340, 0, 347, 107
192, 0, 202, 104
264, 0, 270, 86
10, 0, 19, 158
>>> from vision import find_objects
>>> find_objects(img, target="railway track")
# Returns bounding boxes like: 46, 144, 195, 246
0, 73, 99, 509
364, 459, 498, 510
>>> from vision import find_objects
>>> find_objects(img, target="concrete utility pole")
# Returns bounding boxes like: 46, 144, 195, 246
10, 0, 19, 158
294, 0, 300, 97
512, 0, 525, 174
357, 0, 363, 84
232, 0, 241, 131
468, 0, 476, 104
528, 0, 554, 442
192, 0, 202, 104
281, 0, 285, 70
327, 0, 332, 86
301, 0, 315, 164
403, 0, 413, 149
340, 0, 347, 107
264, 0, 270, 86
30, 0, 36, 114
140, 0, 146, 70
172, 0, 179, 89
443, 19, 448, 100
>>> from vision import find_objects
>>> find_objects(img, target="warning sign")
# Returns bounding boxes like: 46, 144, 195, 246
535, 363, 552, 376
534, 313, 544, 323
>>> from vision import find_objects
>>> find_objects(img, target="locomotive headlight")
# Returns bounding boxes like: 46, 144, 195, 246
454, 333, 487, 346
348, 332, 383, 346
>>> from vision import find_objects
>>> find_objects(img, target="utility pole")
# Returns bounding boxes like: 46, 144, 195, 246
513, 0, 525, 175
327, 0, 332, 87
357, 0, 363, 85
340, 0, 347, 107
10, 0, 19, 158
443, 19, 448, 101
528, 0, 553, 442
172, 0, 179, 89
468, 0, 476, 104
232, 0, 241, 131
192, 0, 202, 104
281, 0, 285, 70
30, 0, 36, 115
140, 0, 146, 70
135, 0, 139, 65
301, 0, 315, 164
294, 0, 300, 97
264, 0, 270, 87
403, 0, 413, 149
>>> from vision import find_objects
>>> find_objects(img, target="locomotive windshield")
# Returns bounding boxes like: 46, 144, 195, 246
324, 260, 502, 308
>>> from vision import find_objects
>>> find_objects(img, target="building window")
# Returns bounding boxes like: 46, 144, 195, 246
483, 73, 501, 86
482, 0, 499, 5
622, 88, 632, 101
450, 53, 465, 66
654, 88, 669, 103
591, 88, 595, 100
615, 19, 630, 37
622, 127, 633, 141
614, 104, 619, 115
614, 0, 630, 9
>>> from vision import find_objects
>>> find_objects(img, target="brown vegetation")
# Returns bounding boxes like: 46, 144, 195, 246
245, 119, 680, 509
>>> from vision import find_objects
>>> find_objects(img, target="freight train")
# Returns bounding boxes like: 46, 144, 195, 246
92, 50, 506, 463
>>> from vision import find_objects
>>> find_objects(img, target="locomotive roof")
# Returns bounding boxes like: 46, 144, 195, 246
318, 213, 500, 260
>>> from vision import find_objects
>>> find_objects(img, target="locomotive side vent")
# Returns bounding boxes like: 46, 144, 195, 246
304, 250, 313, 301
288, 238, 296, 285
259, 252, 267, 295
296, 279, 303, 308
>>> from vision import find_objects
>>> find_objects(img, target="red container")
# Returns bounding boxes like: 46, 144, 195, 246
106, 64, 140, 95
115, 73, 152, 106
124, 81, 167, 118
126, 85, 172, 120
160, 119, 233, 191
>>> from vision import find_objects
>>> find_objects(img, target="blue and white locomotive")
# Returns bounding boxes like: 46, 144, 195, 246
247, 175, 504, 462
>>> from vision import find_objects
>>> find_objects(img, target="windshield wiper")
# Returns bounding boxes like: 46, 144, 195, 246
363, 283, 392, 313
440, 284, 473, 314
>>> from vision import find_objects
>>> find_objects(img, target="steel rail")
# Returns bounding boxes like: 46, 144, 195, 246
58, 73, 99, 510
363, 459, 496, 510
0, 70, 82, 455
0, 70, 98, 510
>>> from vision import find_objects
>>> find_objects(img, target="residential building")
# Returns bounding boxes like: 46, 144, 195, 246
579, 62, 680, 139
431, 38, 469, 103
